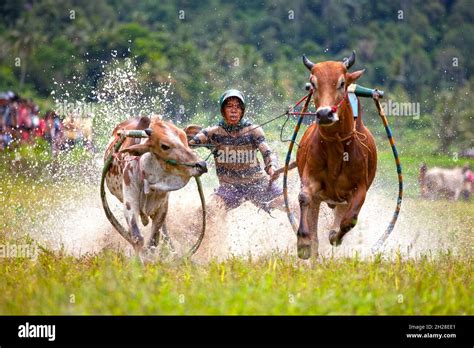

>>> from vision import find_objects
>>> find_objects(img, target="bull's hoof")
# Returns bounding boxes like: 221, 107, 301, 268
297, 244, 311, 259
329, 230, 342, 246
147, 245, 158, 253
140, 213, 149, 226
132, 235, 144, 247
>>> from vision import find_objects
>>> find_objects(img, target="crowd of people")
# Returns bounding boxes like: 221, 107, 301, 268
0, 91, 93, 153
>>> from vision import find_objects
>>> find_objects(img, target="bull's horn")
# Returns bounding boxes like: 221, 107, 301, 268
343, 50, 356, 69
145, 128, 152, 136
302, 55, 315, 71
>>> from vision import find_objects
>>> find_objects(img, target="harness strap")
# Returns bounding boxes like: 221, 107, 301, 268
153, 153, 197, 167
318, 128, 354, 143
331, 91, 349, 113
283, 89, 314, 233
318, 125, 372, 154
371, 95, 403, 253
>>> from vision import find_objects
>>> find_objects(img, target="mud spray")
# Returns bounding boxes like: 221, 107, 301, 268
16, 167, 466, 263
3, 56, 467, 263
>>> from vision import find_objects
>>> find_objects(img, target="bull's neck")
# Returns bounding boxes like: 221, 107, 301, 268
319, 99, 354, 184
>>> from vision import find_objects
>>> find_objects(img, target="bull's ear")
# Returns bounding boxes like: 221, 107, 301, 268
184, 124, 203, 141
120, 143, 151, 156
346, 69, 365, 85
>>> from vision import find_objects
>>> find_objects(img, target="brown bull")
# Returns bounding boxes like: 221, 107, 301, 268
104, 116, 207, 257
296, 51, 377, 259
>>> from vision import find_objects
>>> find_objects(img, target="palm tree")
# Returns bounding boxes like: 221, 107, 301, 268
8, 11, 43, 91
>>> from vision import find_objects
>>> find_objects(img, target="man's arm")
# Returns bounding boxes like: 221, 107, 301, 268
254, 127, 278, 177
188, 128, 210, 147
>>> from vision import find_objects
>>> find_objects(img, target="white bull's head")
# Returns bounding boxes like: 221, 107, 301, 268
120, 118, 207, 190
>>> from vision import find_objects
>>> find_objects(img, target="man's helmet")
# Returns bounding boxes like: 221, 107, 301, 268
219, 89, 246, 114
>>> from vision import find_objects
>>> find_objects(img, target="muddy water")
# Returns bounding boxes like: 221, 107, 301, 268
25, 166, 466, 263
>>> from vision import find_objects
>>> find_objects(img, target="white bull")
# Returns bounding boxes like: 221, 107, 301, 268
419, 163, 472, 200
104, 116, 207, 257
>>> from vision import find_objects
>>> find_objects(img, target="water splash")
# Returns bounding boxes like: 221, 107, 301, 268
2, 55, 173, 254
52, 55, 173, 152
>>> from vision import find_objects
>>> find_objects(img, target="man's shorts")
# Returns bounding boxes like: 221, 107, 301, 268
214, 178, 283, 211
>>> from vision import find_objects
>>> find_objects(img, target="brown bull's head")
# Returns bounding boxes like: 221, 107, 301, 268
120, 118, 207, 178
303, 51, 365, 127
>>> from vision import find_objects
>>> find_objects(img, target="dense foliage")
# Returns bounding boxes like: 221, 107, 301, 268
0, 0, 472, 152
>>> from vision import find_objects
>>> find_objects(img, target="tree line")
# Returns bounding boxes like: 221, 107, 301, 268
0, 0, 472, 153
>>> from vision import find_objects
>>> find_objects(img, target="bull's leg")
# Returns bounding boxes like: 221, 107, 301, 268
161, 223, 175, 252
328, 205, 349, 246
453, 189, 461, 201
330, 185, 367, 246
297, 181, 321, 259
123, 186, 145, 258
307, 203, 321, 258
148, 207, 167, 249
123, 203, 144, 257
140, 212, 149, 226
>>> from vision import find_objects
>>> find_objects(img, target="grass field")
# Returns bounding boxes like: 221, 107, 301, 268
0, 247, 472, 315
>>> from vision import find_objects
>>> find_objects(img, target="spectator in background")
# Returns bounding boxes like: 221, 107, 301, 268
17, 100, 32, 142
43, 111, 54, 145
7, 100, 18, 129
42, 110, 63, 154
1, 93, 18, 148
52, 113, 63, 154
34, 115, 46, 138
81, 115, 94, 152
0, 93, 96, 153
63, 115, 78, 150
0, 97, 7, 150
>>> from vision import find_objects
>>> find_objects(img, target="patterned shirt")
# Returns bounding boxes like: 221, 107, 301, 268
189, 119, 278, 185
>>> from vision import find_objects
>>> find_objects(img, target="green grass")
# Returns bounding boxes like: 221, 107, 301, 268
0, 173, 472, 315
0, 247, 471, 315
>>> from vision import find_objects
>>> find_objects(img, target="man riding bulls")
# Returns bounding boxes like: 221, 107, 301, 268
189, 89, 284, 212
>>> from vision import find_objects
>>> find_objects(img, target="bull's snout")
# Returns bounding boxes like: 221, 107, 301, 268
316, 107, 338, 126
195, 161, 208, 174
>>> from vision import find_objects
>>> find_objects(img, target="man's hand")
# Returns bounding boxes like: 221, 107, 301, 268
184, 124, 203, 142
268, 166, 280, 182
